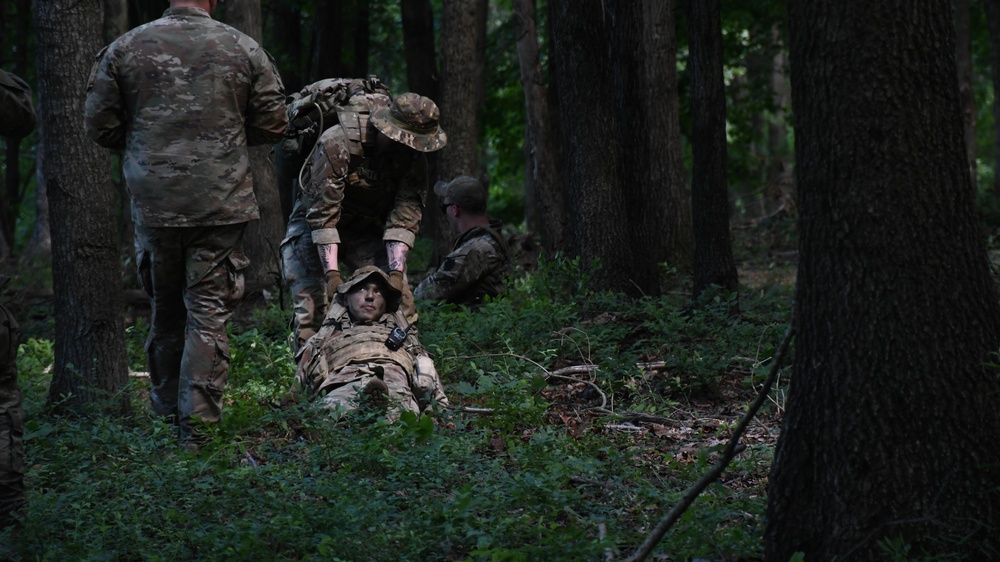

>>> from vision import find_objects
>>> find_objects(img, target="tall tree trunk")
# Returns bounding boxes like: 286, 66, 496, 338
311, 0, 344, 81
1, 140, 19, 261
351, 0, 370, 78
400, 0, 444, 260
26, 133, 51, 266
767, 25, 794, 204
513, 0, 569, 254
988, 0, 1000, 201
954, 0, 977, 186
438, 0, 487, 255
609, 0, 692, 295
1, 0, 33, 262
99, 0, 133, 276
219, 0, 287, 297
100, 0, 128, 43
36, 0, 128, 413
264, 0, 303, 226
127, 0, 161, 28
265, 1, 303, 93
549, 0, 636, 293
686, 0, 738, 308
401, 0, 439, 99
767, 1, 1000, 559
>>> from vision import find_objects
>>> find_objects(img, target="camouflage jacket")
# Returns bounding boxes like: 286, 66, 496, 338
414, 223, 513, 305
300, 124, 428, 248
0, 69, 35, 139
84, 6, 288, 228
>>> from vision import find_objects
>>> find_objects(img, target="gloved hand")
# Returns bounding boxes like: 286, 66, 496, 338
324, 270, 343, 296
388, 269, 406, 291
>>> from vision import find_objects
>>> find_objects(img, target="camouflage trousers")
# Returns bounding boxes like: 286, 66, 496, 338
134, 223, 249, 440
0, 301, 25, 523
281, 212, 417, 355
317, 363, 419, 422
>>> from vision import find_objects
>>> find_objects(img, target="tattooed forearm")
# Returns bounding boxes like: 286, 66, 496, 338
318, 243, 339, 273
386, 241, 410, 272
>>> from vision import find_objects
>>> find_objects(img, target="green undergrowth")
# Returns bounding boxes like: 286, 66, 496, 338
2, 256, 793, 562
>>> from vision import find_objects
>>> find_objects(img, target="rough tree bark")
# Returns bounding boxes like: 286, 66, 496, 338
438, 0, 487, 255
99, 0, 134, 278
350, 0, 369, 78
513, 0, 569, 254
310, 0, 345, 81
400, 0, 443, 256
265, 1, 303, 93
686, 0, 738, 308
987, 0, 1000, 201
401, 0, 439, 100
100, 0, 128, 43
954, 0, 977, 185
127, 0, 161, 28
549, 0, 636, 293
767, 25, 794, 203
609, 0, 692, 295
1, 0, 33, 262
767, 1, 1000, 559
36, 0, 128, 412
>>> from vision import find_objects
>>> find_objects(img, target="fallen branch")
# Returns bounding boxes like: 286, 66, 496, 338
622, 322, 794, 562
603, 423, 646, 433
636, 360, 667, 371
451, 406, 495, 415
550, 364, 598, 376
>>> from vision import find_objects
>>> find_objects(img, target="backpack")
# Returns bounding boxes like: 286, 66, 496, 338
275, 76, 392, 205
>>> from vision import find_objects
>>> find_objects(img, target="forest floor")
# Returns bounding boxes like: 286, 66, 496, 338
8, 219, 800, 483
5, 217, 800, 560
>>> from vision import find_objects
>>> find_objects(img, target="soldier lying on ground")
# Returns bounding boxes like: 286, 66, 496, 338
288, 266, 449, 420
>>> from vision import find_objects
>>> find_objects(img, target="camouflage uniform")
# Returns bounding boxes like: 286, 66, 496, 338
414, 222, 513, 305
0, 70, 34, 525
84, 6, 288, 444
281, 91, 446, 353
0, 277, 25, 526
290, 267, 449, 420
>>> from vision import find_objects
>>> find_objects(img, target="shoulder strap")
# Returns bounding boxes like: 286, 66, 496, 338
479, 225, 513, 261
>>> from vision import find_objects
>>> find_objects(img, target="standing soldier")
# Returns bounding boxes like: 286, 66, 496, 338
0, 67, 35, 527
84, 0, 288, 449
281, 86, 446, 354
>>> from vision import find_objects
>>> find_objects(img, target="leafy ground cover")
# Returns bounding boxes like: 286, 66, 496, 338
0, 224, 796, 562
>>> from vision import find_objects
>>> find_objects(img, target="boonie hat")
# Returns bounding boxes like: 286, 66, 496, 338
371, 93, 447, 152
434, 175, 488, 214
337, 265, 402, 313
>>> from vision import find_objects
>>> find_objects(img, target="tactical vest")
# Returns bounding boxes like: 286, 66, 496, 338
318, 324, 414, 375
301, 305, 416, 393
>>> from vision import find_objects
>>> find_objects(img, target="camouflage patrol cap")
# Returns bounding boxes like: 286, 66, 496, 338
371, 93, 447, 152
336, 265, 402, 313
434, 175, 488, 214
